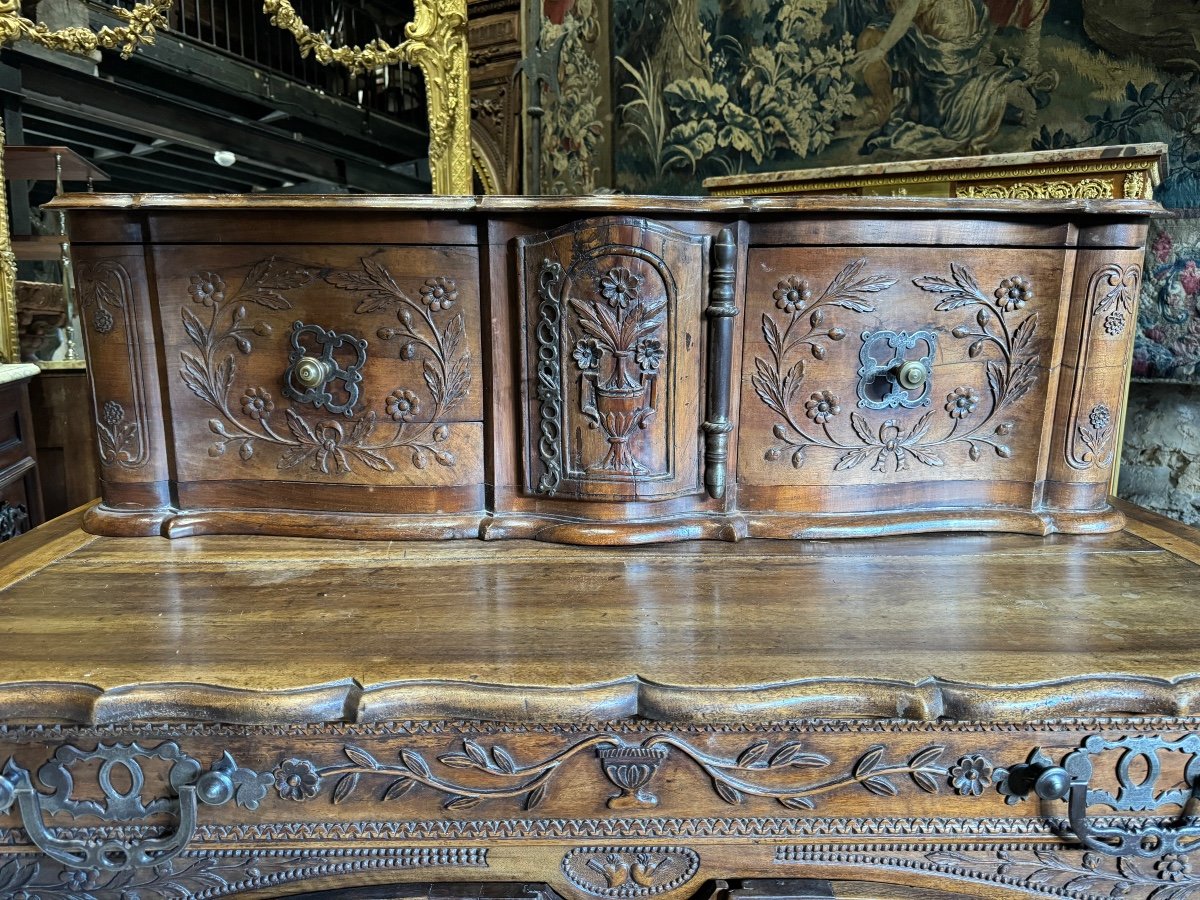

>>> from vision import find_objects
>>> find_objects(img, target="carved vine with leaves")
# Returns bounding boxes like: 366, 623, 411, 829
180, 256, 470, 475
754, 260, 1040, 474
272, 736, 996, 812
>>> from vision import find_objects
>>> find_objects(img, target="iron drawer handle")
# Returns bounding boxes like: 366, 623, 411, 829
0, 742, 269, 870
703, 227, 738, 500
1002, 735, 1200, 858
282, 321, 368, 416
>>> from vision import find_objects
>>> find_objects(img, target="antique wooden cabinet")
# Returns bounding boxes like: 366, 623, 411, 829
0, 363, 43, 540
2, 503, 1200, 900
58, 194, 1157, 544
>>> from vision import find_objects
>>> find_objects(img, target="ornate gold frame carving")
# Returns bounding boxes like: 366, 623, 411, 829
0, 0, 471, 361
262, 0, 472, 196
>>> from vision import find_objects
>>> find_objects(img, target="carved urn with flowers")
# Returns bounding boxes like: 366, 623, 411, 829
569, 265, 666, 475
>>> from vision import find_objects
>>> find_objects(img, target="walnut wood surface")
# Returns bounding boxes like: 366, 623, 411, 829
0, 504, 1197, 725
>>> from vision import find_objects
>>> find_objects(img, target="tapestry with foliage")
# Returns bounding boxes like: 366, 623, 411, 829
610, 0, 1200, 380
1136, 217, 1200, 382
538, 0, 611, 194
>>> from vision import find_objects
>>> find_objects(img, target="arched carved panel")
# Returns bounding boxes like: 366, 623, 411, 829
517, 217, 707, 502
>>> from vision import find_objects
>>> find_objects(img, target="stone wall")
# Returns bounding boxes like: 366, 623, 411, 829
1118, 383, 1200, 525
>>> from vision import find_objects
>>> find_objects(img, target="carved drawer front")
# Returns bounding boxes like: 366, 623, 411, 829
737, 247, 1066, 513
152, 245, 484, 511
516, 218, 709, 502
4, 722, 1200, 900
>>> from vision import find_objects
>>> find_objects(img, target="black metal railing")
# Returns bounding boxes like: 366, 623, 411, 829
101, 0, 425, 118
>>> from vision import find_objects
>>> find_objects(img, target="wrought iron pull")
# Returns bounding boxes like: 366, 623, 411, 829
282, 321, 368, 416
857, 329, 937, 410
1001, 735, 1200, 858
0, 741, 269, 871
703, 227, 738, 500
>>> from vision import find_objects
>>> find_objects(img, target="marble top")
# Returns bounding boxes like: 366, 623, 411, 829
0, 363, 40, 386
703, 142, 1169, 191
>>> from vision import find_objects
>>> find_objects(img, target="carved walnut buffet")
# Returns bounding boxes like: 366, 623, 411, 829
56, 193, 1158, 544
4, 191, 1194, 900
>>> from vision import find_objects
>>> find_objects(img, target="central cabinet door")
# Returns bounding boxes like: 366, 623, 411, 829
516, 217, 709, 502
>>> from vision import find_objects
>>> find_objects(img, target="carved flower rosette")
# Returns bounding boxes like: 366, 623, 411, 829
753, 259, 1041, 476
175, 255, 472, 480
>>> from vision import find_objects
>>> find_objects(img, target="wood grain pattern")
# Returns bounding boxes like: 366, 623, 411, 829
0, 506, 1198, 709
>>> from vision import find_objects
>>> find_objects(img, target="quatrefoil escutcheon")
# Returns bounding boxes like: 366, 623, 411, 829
282, 321, 368, 416
857, 329, 938, 411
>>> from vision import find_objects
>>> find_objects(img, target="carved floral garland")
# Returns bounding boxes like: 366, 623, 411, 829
271, 736, 997, 811
180, 257, 470, 476
754, 260, 1040, 473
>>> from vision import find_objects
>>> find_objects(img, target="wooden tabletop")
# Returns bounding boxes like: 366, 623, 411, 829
0, 502, 1197, 727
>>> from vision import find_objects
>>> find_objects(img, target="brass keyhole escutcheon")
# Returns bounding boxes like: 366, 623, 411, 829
293, 356, 332, 390
897, 361, 928, 391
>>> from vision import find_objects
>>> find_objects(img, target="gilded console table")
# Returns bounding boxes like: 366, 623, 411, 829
2, 502, 1200, 899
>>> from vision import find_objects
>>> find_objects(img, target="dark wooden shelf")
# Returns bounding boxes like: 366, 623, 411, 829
11, 234, 64, 261
3, 145, 109, 182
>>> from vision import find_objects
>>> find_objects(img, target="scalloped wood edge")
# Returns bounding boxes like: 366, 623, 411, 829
2, 673, 1200, 727
81, 503, 1127, 543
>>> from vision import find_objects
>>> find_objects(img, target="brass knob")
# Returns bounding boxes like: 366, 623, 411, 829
293, 356, 331, 389
897, 361, 928, 391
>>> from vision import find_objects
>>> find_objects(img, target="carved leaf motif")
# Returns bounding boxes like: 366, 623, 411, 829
781, 361, 805, 406
849, 412, 874, 445
444, 794, 481, 810
493, 746, 517, 774
853, 745, 885, 778
862, 775, 899, 797
823, 257, 895, 310
344, 745, 379, 769
752, 356, 788, 418
906, 446, 944, 468
713, 778, 742, 804
779, 795, 815, 810
737, 742, 770, 767
181, 306, 207, 347
834, 449, 870, 471
347, 446, 394, 472
464, 740, 489, 768
906, 411, 934, 443
1011, 314, 1037, 355
331, 773, 359, 804
437, 753, 476, 769
400, 749, 431, 778
180, 352, 219, 407
911, 770, 940, 794
770, 742, 803, 767
383, 778, 415, 800
423, 359, 442, 406
524, 783, 547, 810
326, 257, 406, 312
762, 314, 783, 359
286, 408, 318, 444
909, 746, 945, 769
